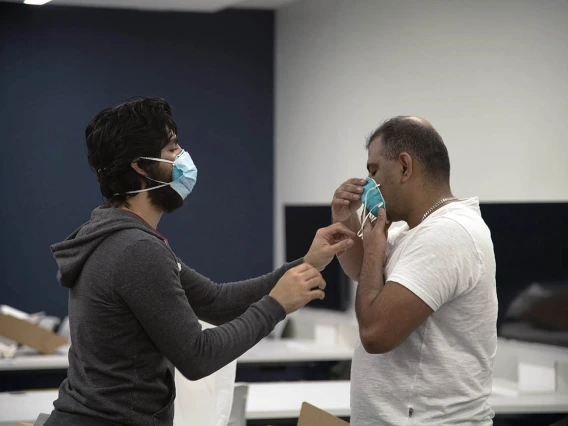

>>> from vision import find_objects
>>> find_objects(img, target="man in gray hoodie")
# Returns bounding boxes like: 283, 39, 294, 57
45, 97, 355, 426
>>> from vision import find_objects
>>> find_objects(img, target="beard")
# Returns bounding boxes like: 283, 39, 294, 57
145, 165, 184, 214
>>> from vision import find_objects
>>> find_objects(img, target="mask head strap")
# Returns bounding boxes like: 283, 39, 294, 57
137, 156, 174, 164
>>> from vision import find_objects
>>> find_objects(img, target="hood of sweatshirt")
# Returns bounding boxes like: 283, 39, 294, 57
50, 207, 165, 288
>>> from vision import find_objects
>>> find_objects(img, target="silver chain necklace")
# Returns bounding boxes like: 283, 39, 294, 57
421, 197, 458, 222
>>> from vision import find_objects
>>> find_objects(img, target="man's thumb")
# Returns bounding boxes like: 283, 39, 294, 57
330, 238, 354, 254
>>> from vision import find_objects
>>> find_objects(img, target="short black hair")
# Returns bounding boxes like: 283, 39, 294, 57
366, 116, 451, 183
86, 97, 177, 207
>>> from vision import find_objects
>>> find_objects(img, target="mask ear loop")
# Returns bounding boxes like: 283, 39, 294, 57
117, 176, 173, 195
140, 152, 187, 182
357, 189, 372, 239
357, 210, 376, 239
120, 183, 169, 196
116, 158, 174, 195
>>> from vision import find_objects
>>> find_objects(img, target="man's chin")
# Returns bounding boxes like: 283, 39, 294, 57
148, 187, 184, 214
162, 202, 184, 214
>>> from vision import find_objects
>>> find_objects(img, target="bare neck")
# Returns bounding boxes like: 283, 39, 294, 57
405, 186, 454, 229
121, 194, 163, 230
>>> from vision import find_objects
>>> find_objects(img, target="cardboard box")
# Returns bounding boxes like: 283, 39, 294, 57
0, 312, 67, 355
297, 402, 349, 426
12, 412, 50, 426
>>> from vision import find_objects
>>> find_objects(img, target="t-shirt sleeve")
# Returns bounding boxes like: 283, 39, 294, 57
386, 218, 481, 311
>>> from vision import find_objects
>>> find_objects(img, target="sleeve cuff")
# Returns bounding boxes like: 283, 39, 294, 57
285, 258, 304, 270
387, 275, 440, 311
261, 295, 287, 322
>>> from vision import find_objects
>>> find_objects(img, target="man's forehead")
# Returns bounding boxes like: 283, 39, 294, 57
367, 135, 383, 158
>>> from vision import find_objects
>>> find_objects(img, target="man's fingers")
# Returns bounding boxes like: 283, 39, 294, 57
375, 208, 387, 227
292, 263, 313, 273
344, 178, 368, 186
307, 275, 326, 290
327, 222, 357, 237
328, 238, 354, 254
318, 222, 356, 242
334, 190, 361, 202
299, 266, 321, 281
363, 209, 390, 240
338, 183, 365, 194
309, 289, 326, 301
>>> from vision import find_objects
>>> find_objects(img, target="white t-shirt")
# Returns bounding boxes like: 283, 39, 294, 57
351, 197, 498, 426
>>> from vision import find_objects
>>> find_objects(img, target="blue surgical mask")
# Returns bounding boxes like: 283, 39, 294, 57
357, 177, 386, 238
168, 151, 198, 199
124, 150, 198, 200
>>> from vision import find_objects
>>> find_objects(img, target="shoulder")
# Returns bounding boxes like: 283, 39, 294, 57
111, 232, 176, 270
110, 237, 181, 296
427, 203, 493, 253
414, 216, 474, 247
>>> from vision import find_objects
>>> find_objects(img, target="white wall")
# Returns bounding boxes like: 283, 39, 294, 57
274, 0, 568, 266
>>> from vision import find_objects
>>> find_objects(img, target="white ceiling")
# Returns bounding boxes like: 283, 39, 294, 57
5, 0, 300, 12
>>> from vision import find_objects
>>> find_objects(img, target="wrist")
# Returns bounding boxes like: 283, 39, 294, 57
364, 245, 385, 253
303, 254, 323, 271
303, 253, 315, 267
363, 246, 386, 265
360, 255, 385, 281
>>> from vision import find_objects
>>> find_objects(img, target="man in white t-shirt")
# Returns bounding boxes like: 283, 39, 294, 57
332, 116, 497, 425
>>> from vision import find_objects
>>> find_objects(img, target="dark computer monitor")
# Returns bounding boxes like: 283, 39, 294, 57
285, 205, 351, 312
480, 202, 568, 346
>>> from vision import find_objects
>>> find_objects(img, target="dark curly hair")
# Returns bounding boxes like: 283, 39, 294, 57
86, 97, 178, 207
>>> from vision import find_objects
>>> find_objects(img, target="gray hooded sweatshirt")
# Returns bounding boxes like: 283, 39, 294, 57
45, 207, 299, 426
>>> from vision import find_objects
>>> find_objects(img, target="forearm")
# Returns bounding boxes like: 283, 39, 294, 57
146, 293, 286, 381
181, 296, 286, 379
195, 275, 281, 325
334, 212, 364, 281
181, 259, 302, 325
355, 246, 385, 331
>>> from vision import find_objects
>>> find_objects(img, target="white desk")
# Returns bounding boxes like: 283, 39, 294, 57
246, 379, 568, 419
0, 390, 56, 423
2, 379, 567, 423
238, 339, 353, 364
0, 353, 68, 371
246, 381, 350, 419
0, 339, 354, 372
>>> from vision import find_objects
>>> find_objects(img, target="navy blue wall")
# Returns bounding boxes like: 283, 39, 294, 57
0, 3, 274, 319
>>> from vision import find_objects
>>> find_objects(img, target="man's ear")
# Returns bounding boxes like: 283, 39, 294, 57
399, 153, 413, 183
131, 160, 150, 190
131, 160, 148, 178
